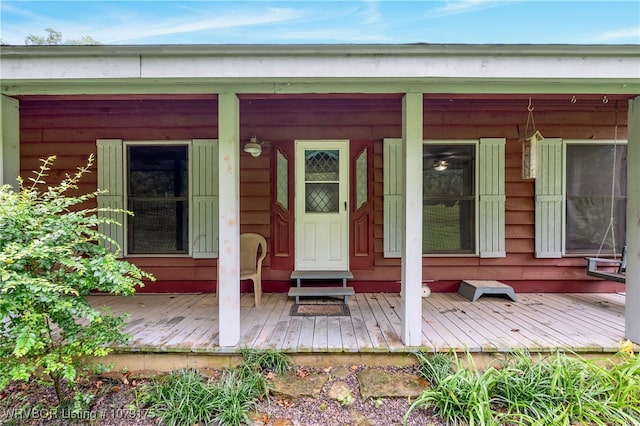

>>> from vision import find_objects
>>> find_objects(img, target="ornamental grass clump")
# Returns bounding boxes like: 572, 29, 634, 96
0, 156, 154, 405
411, 351, 497, 425
239, 347, 293, 376
138, 350, 292, 426
408, 346, 640, 426
138, 369, 220, 426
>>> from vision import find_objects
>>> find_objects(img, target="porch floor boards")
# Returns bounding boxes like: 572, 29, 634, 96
87, 292, 627, 354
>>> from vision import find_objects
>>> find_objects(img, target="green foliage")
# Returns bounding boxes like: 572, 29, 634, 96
415, 351, 455, 386
24, 28, 101, 45
138, 350, 292, 426
139, 369, 220, 426
0, 156, 153, 403
413, 353, 495, 425
25, 28, 63, 45
493, 351, 640, 426
214, 370, 264, 426
239, 347, 293, 375
408, 349, 640, 426
337, 388, 354, 406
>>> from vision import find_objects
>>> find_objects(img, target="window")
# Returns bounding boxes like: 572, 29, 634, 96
383, 138, 504, 258
97, 139, 218, 258
126, 144, 188, 254
423, 144, 475, 254
534, 138, 627, 257
304, 150, 340, 213
565, 142, 627, 254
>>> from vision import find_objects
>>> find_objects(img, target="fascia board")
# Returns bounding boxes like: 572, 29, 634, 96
2, 77, 638, 97
3, 54, 640, 81
139, 56, 640, 80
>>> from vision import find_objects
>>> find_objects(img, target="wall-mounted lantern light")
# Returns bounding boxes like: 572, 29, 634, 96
243, 135, 262, 157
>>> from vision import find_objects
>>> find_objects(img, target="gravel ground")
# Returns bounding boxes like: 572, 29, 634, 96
0, 366, 446, 426
253, 366, 444, 426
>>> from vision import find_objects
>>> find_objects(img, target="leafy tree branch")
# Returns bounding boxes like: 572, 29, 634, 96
0, 155, 153, 404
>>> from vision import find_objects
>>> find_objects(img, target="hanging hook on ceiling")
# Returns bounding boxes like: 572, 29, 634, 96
571, 96, 577, 104
602, 95, 609, 104
522, 97, 543, 180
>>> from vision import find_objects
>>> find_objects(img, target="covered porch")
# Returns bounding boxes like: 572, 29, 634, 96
89, 291, 629, 362
2, 44, 639, 350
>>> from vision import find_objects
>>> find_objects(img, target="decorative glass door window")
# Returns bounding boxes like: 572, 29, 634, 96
304, 150, 340, 213
127, 145, 189, 254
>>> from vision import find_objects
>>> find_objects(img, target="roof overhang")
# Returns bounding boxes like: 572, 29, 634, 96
2, 44, 639, 96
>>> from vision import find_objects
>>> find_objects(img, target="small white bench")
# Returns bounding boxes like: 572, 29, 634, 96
457, 280, 517, 302
288, 270, 355, 304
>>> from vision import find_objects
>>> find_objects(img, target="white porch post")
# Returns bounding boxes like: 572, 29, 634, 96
626, 97, 640, 343
400, 92, 423, 346
0, 95, 20, 188
217, 93, 241, 346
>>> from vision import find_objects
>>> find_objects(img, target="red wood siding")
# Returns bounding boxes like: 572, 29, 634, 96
17, 95, 628, 293
372, 98, 628, 292
18, 98, 222, 292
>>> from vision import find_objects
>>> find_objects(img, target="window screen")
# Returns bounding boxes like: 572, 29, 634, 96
127, 145, 189, 254
565, 144, 626, 254
423, 144, 475, 254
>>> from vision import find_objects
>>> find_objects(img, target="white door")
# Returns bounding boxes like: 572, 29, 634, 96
295, 140, 349, 271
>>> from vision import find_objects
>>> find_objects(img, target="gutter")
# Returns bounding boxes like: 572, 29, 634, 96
1, 43, 639, 59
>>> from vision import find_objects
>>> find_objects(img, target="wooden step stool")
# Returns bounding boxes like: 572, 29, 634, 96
288, 270, 355, 304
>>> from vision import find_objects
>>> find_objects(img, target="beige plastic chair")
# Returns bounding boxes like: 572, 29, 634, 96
240, 233, 267, 307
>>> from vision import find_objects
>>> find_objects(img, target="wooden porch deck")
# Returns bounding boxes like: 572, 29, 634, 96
88, 292, 628, 355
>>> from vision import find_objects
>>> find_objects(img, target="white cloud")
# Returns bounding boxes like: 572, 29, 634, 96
95, 6, 303, 43
592, 26, 640, 43
270, 27, 389, 43
361, 0, 382, 25
428, 0, 520, 17
0, 3, 306, 44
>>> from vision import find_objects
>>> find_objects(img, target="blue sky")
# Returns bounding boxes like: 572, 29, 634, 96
1, 1, 639, 45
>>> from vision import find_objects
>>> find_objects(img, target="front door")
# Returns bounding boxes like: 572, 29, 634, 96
295, 140, 349, 271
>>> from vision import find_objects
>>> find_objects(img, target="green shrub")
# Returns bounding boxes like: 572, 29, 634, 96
214, 370, 264, 426
139, 369, 220, 426
0, 156, 154, 404
138, 350, 292, 426
407, 348, 640, 426
409, 352, 496, 425
239, 347, 293, 375
415, 351, 455, 386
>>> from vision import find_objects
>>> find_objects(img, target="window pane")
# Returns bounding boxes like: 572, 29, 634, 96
423, 200, 474, 253
128, 200, 188, 254
276, 149, 288, 209
423, 144, 475, 253
566, 144, 626, 254
128, 146, 188, 197
355, 149, 368, 209
423, 145, 474, 196
304, 149, 340, 213
306, 183, 339, 213
305, 150, 339, 181
127, 145, 188, 254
